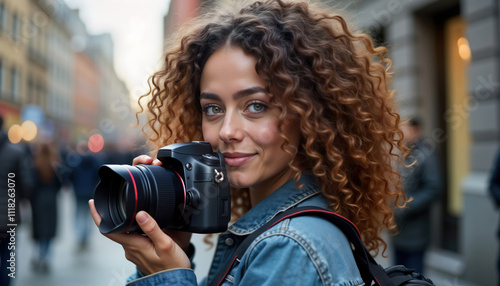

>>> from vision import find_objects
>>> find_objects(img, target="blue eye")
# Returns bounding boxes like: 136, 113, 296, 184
247, 102, 267, 113
202, 105, 223, 116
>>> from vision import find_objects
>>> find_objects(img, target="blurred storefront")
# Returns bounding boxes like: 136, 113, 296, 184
0, 102, 20, 126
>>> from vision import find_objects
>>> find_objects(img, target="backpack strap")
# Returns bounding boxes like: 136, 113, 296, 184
209, 206, 395, 286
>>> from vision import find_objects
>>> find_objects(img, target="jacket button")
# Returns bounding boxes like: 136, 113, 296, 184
225, 237, 234, 246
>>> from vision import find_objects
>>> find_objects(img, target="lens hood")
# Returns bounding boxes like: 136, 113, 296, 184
94, 164, 185, 234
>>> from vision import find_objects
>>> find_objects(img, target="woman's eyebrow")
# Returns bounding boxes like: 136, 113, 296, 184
233, 86, 266, 100
199, 92, 221, 101
200, 86, 266, 101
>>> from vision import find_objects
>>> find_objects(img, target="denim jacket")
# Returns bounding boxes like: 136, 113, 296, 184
127, 173, 364, 286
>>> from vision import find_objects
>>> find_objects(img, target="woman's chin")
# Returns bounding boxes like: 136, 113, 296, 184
229, 182, 250, 189
227, 174, 252, 189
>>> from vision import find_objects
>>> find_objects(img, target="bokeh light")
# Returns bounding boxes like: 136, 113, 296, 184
88, 133, 104, 153
8, 124, 23, 144
457, 37, 471, 61
21, 120, 38, 142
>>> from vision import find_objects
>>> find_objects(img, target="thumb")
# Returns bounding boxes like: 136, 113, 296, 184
136, 211, 174, 253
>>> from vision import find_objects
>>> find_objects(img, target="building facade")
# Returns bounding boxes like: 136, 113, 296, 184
46, 0, 73, 142
86, 33, 131, 144
0, 0, 131, 147
0, 0, 30, 126
73, 50, 99, 142
342, 1, 498, 285
327, 0, 498, 285
66, 7, 99, 144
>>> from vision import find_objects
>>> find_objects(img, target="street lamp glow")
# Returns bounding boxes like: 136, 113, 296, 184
21, 120, 38, 142
8, 124, 23, 144
457, 37, 471, 61
88, 133, 104, 153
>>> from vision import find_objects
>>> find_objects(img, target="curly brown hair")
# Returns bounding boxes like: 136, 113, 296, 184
137, 0, 406, 255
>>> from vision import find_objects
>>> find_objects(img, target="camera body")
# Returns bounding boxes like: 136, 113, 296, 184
94, 141, 231, 234
157, 141, 231, 233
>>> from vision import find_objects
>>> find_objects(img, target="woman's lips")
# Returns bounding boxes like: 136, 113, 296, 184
223, 152, 256, 167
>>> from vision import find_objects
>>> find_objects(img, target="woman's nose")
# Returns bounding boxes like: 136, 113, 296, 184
219, 112, 244, 143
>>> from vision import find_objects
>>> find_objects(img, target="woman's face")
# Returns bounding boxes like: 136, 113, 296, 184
200, 46, 301, 204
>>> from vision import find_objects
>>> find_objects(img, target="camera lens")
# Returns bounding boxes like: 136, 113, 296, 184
94, 164, 186, 234
117, 181, 127, 221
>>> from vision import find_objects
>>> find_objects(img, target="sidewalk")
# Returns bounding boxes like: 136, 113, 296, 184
12, 189, 136, 286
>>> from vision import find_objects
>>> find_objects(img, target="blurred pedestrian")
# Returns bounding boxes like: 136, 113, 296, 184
392, 116, 443, 274
0, 115, 33, 285
104, 141, 138, 165
489, 146, 500, 286
30, 141, 63, 274
69, 143, 101, 252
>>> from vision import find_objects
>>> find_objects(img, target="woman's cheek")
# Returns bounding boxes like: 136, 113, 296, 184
202, 126, 218, 150
255, 123, 278, 145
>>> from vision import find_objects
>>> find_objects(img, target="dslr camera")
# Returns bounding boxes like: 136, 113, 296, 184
94, 141, 231, 234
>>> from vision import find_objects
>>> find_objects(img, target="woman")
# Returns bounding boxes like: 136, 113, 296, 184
30, 141, 62, 273
90, 0, 406, 285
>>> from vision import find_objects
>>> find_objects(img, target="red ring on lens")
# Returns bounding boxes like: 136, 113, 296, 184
172, 171, 186, 217
125, 168, 138, 232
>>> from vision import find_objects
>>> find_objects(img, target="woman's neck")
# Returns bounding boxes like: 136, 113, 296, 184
248, 168, 296, 207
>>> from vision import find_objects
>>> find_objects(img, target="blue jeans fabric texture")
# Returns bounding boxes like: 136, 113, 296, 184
126, 173, 364, 286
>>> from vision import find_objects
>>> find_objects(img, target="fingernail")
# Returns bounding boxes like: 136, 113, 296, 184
136, 212, 149, 224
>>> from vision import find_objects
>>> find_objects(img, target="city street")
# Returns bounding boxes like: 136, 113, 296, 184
11, 188, 136, 286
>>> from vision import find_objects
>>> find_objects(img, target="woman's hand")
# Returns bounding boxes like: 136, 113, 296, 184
132, 155, 193, 252
88, 155, 192, 275
131, 154, 162, 168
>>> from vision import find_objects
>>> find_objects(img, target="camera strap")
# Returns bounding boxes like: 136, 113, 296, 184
209, 206, 395, 286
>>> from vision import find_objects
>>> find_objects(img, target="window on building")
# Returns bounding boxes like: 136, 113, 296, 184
0, 59, 3, 97
38, 82, 43, 107
441, 14, 470, 252
0, 3, 6, 33
27, 76, 33, 104
12, 12, 19, 42
10, 67, 19, 101
415, 5, 465, 253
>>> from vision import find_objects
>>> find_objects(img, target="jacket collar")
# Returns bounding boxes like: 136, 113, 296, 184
228, 172, 321, 236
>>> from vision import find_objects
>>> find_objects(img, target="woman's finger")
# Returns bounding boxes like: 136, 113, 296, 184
89, 199, 140, 244
89, 199, 102, 227
132, 155, 162, 166
132, 155, 154, 166
136, 211, 173, 253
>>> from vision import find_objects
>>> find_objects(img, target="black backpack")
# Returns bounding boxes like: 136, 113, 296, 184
209, 206, 435, 286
